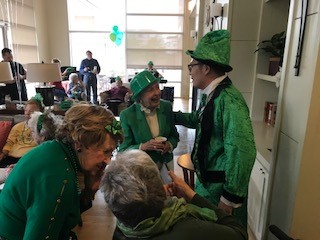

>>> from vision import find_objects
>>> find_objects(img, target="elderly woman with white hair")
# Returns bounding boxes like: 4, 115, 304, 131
119, 70, 179, 171
2, 111, 63, 179
67, 73, 86, 101
27, 111, 63, 144
101, 149, 248, 240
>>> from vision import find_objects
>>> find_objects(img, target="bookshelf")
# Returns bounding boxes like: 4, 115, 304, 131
256, 73, 278, 84
248, 0, 290, 239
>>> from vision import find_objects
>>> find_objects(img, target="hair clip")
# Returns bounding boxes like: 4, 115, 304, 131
37, 114, 45, 133
105, 119, 123, 136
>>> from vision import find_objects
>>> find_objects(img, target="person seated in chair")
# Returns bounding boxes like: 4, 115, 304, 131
67, 73, 87, 101
51, 58, 67, 101
0, 94, 44, 167
100, 149, 248, 240
100, 76, 129, 104
146, 61, 163, 79
1, 110, 63, 181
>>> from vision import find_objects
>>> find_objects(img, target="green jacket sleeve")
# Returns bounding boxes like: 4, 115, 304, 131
218, 94, 256, 202
174, 110, 199, 129
166, 103, 179, 150
191, 194, 248, 240
119, 110, 141, 151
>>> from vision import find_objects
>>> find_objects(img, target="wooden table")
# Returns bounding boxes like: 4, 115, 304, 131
177, 153, 195, 189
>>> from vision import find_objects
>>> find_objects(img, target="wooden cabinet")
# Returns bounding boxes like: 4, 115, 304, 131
248, 158, 269, 240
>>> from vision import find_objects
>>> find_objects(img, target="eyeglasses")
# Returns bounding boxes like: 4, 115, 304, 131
188, 63, 202, 72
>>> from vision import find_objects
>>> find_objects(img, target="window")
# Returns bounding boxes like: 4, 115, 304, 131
126, 0, 184, 97
0, 0, 38, 97
0, 0, 38, 63
67, 0, 185, 97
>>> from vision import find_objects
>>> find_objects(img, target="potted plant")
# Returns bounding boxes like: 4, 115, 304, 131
255, 31, 286, 75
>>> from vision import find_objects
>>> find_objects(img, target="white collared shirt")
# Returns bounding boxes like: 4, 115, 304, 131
201, 74, 228, 103
140, 104, 160, 138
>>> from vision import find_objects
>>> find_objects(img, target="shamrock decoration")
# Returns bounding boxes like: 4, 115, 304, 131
31, 93, 44, 107
105, 119, 123, 136
37, 114, 45, 133
109, 25, 124, 46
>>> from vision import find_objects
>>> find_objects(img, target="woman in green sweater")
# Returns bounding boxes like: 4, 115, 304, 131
0, 104, 123, 240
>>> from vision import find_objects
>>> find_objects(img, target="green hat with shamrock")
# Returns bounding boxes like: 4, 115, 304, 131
186, 30, 233, 72
130, 70, 159, 100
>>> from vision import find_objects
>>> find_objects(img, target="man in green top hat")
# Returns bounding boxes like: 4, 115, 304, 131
146, 60, 163, 79
119, 70, 179, 171
174, 30, 256, 227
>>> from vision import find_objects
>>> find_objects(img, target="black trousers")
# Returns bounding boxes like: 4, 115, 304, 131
4, 81, 28, 101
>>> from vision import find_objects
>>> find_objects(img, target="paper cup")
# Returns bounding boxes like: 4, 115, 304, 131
154, 136, 167, 143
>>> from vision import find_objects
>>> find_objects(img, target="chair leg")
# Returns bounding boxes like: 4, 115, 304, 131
190, 172, 195, 190
182, 168, 189, 185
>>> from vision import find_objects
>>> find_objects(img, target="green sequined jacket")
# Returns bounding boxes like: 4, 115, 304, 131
174, 84, 256, 223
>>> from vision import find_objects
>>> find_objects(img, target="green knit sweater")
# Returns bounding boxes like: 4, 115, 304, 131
0, 140, 81, 240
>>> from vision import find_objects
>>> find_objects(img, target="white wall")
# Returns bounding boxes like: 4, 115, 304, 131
268, 0, 320, 238
34, 0, 70, 66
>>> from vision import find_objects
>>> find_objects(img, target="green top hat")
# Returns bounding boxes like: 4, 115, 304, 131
147, 61, 154, 66
130, 70, 159, 100
186, 30, 232, 72
115, 76, 121, 81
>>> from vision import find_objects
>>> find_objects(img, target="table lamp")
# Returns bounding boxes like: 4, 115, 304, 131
26, 63, 61, 106
0, 62, 14, 107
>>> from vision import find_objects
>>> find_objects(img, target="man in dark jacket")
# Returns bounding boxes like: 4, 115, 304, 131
79, 50, 101, 104
1, 48, 28, 101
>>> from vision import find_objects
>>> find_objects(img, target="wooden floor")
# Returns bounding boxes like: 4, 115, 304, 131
73, 98, 255, 240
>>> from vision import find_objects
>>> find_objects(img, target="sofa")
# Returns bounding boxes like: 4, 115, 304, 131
0, 115, 25, 153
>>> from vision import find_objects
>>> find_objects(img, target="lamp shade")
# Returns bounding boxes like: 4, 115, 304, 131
0, 62, 14, 83
26, 63, 61, 83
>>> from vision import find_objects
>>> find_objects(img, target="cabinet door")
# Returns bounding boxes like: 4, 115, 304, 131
248, 159, 269, 240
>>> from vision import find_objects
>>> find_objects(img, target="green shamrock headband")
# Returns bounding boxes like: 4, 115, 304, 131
31, 93, 44, 107
105, 119, 123, 136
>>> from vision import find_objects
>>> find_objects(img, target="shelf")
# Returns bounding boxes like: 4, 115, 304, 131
252, 121, 274, 169
257, 74, 278, 83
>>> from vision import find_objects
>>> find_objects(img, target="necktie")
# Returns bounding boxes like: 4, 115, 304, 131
199, 94, 207, 109
198, 94, 207, 118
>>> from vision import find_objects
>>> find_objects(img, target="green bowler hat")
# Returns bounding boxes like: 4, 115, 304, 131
130, 70, 160, 100
186, 30, 232, 72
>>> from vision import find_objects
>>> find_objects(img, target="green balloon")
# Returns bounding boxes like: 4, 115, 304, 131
110, 33, 116, 42
113, 25, 119, 33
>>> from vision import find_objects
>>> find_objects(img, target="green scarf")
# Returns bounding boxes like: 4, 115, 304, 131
117, 197, 218, 238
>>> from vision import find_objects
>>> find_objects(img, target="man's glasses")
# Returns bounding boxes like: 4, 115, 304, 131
187, 63, 202, 72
